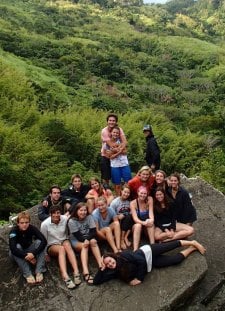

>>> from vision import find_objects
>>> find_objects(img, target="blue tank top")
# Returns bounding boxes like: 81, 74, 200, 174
136, 199, 149, 221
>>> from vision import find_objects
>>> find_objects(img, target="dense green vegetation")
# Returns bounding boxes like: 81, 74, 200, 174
0, 0, 225, 219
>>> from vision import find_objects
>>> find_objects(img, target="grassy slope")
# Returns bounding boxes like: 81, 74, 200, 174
0, 0, 225, 212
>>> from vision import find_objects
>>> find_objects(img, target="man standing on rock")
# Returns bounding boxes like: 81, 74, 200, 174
143, 124, 160, 173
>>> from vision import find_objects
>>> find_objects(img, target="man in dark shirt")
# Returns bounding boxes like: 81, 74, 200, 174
61, 174, 89, 206
143, 124, 160, 172
38, 185, 64, 221
9, 211, 47, 284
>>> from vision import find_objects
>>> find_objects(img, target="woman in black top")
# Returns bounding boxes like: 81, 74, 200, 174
154, 187, 194, 242
168, 173, 197, 225
150, 170, 169, 197
93, 239, 206, 286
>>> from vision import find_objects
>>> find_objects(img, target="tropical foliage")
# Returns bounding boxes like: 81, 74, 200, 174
0, 0, 225, 218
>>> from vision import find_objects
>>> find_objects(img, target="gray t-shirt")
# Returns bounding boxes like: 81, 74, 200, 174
92, 207, 116, 229
68, 215, 96, 240
110, 197, 130, 216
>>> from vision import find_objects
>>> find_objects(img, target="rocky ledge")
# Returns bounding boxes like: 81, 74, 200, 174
0, 176, 224, 311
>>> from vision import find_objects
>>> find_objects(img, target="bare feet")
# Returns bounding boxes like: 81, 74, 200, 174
121, 240, 127, 250
125, 238, 131, 247
192, 240, 206, 255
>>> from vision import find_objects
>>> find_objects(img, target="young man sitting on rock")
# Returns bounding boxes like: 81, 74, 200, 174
9, 211, 47, 284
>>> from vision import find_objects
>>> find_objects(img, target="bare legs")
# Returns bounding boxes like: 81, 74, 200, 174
180, 240, 206, 257
48, 240, 79, 281
146, 226, 155, 245
133, 224, 155, 251
121, 230, 131, 249
90, 239, 103, 268
155, 223, 194, 243
114, 184, 121, 197
86, 199, 95, 214
97, 221, 121, 253
133, 223, 142, 251
74, 239, 102, 277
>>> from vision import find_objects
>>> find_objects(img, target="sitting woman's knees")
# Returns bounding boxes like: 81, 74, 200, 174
113, 220, 120, 228
90, 239, 97, 247
133, 223, 142, 231
103, 227, 111, 233
82, 242, 90, 249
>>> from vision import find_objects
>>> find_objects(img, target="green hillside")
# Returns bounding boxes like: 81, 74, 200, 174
0, 0, 225, 219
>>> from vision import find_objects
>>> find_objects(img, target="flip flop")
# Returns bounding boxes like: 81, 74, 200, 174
36, 273, 43, 283
26, 275, 36, 285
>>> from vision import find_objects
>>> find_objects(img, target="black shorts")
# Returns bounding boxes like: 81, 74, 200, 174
100, 156, 111, 181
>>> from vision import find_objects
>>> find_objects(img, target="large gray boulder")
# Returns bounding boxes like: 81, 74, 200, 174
1, 176, 224, 311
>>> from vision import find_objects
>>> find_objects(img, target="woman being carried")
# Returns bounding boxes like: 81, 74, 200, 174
104, 126, 132, 196
154, 187, 194, 242
68, 202, 102, 285
93, 239, 206, 285
130, 186, 155, 251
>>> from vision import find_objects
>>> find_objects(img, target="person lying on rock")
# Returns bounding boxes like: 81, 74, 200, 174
9, 211, 47, 285
93, 239, 206, 286
40, 205, 81, 289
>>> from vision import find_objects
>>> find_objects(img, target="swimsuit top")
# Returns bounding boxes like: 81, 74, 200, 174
136, 199, 149, 221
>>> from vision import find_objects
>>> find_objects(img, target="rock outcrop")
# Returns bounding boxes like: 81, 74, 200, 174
0, 176, 224, 311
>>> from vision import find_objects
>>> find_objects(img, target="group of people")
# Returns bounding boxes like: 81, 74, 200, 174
9, 113, 205, 288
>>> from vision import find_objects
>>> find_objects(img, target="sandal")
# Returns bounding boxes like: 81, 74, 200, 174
65, 278, 76, 289
36, 273, 43, 283
83, 273, 94, 285
26, 275, 36, 285
74, 273, 82, 286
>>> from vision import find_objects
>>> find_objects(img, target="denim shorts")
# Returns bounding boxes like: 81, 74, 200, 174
70, 237, 79, 248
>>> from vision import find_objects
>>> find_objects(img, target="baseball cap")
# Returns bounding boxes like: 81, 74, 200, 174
143, 124, 152, 132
